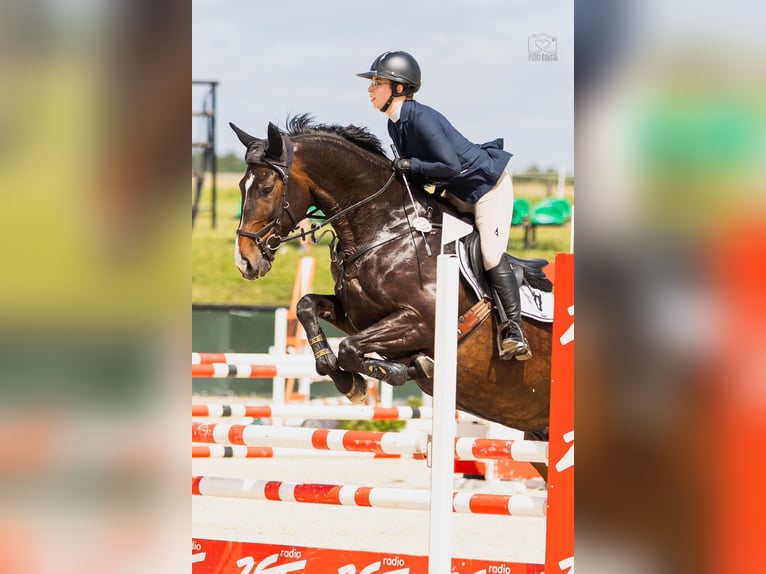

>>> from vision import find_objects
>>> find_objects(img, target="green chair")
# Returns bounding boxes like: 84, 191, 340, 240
521, 198, 569, 248
530, 200, 566, 226
511, 198, 531, 226
550, 198, 572, 221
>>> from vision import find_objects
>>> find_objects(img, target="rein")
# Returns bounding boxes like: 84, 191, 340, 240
281, 171, 397, 244
238, 162, 398, 258
235, 124, 407, 265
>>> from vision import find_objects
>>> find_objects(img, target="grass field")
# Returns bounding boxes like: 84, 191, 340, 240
192, 173, 573, 306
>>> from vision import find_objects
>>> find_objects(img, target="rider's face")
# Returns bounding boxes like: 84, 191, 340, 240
367, 77, 393, 111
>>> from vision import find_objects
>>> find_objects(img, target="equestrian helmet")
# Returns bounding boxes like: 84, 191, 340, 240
356, 51, 421, 94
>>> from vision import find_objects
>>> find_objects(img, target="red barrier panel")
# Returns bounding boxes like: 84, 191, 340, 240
545, 253, 575, 573
192, 538, 544, 573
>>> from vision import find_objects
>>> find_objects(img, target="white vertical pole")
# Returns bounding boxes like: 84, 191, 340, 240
297, 376, 312, 401
295, 257, 315, 404
428, 254, 459, 574
296, 257, 315, 344
557, 164, 567, 199
569, 204, 575, 254
271, 307, 288, 425
380, 380, 394, 407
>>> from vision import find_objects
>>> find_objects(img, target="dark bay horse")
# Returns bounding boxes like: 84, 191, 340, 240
231, 116, 552, 476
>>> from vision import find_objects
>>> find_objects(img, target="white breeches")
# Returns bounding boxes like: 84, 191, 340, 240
444, 169, 515, 270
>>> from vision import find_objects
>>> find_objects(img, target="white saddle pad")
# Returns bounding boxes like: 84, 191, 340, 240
457, 241, 554, 323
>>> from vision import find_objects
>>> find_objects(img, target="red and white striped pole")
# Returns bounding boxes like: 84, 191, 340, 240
192, 422, 547, 462
192, 476, 545, 517
192, 403, 483, 423
191, 362, 321, 379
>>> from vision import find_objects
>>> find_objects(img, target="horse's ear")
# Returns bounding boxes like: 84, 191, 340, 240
266, 122, 283, 157
229, 122, 258, 147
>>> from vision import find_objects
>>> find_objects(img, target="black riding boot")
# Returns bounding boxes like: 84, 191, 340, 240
486, 263, 532, 361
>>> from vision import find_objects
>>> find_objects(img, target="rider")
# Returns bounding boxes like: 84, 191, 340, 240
357, 50, 531, 361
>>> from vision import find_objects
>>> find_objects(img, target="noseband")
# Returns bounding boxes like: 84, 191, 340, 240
236, 136, 300, 262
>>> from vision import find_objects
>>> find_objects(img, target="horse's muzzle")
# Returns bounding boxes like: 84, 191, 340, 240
234, 244, 272, 280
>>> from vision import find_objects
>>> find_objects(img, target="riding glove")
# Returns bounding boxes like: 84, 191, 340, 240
392, 157, 412, 175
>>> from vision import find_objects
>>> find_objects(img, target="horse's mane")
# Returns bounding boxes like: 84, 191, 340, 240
285, 113, 387, 158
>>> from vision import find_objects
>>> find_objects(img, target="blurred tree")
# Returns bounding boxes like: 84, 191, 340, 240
217, 153, 246, 173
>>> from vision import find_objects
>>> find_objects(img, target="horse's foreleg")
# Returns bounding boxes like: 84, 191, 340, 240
296, 294, 345, 376
337, 310, 430, 387
295, 294, 368, 403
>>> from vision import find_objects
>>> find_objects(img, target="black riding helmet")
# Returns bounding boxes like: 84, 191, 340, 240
357, 51, 421, 112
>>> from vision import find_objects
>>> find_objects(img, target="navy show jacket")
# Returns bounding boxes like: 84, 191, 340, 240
388, 100, 512, 204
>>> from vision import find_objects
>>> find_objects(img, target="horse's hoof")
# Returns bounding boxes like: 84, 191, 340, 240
410, 353, 434, 380
362, 359, 408, 386
345, 375, 368, 404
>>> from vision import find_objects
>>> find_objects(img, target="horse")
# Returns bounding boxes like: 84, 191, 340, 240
230, 115, 552, 478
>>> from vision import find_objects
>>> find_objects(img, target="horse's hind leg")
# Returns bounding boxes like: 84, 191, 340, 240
296, 293, 368, 403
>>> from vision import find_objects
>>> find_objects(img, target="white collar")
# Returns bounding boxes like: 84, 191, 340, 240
386, 99, 405, 122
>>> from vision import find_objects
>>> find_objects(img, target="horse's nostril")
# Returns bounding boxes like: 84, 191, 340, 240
236, 250, 254, 276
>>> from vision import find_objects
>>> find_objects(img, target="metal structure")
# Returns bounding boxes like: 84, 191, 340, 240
192, 80, 218, 227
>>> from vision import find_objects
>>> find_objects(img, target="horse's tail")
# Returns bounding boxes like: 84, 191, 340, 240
505, 254, 554, 292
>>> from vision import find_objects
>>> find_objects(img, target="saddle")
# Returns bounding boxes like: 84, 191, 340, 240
366, 195, 555, 387
456, 230, 553, 337
460, 230, 552, 294
422, 192, 552, 292
421, 196, 554, 340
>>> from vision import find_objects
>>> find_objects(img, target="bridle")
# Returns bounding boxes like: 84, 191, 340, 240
236, 133, 398, 262
236, 163, 302, 263
235, 136, 301, 262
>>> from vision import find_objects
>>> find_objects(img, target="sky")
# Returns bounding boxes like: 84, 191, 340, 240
192, 0, 573, 175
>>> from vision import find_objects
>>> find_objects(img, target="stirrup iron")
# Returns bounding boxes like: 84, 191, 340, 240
497, 322, 532, 361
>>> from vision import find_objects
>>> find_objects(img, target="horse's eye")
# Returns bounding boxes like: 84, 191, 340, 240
260, 185, 275, 195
